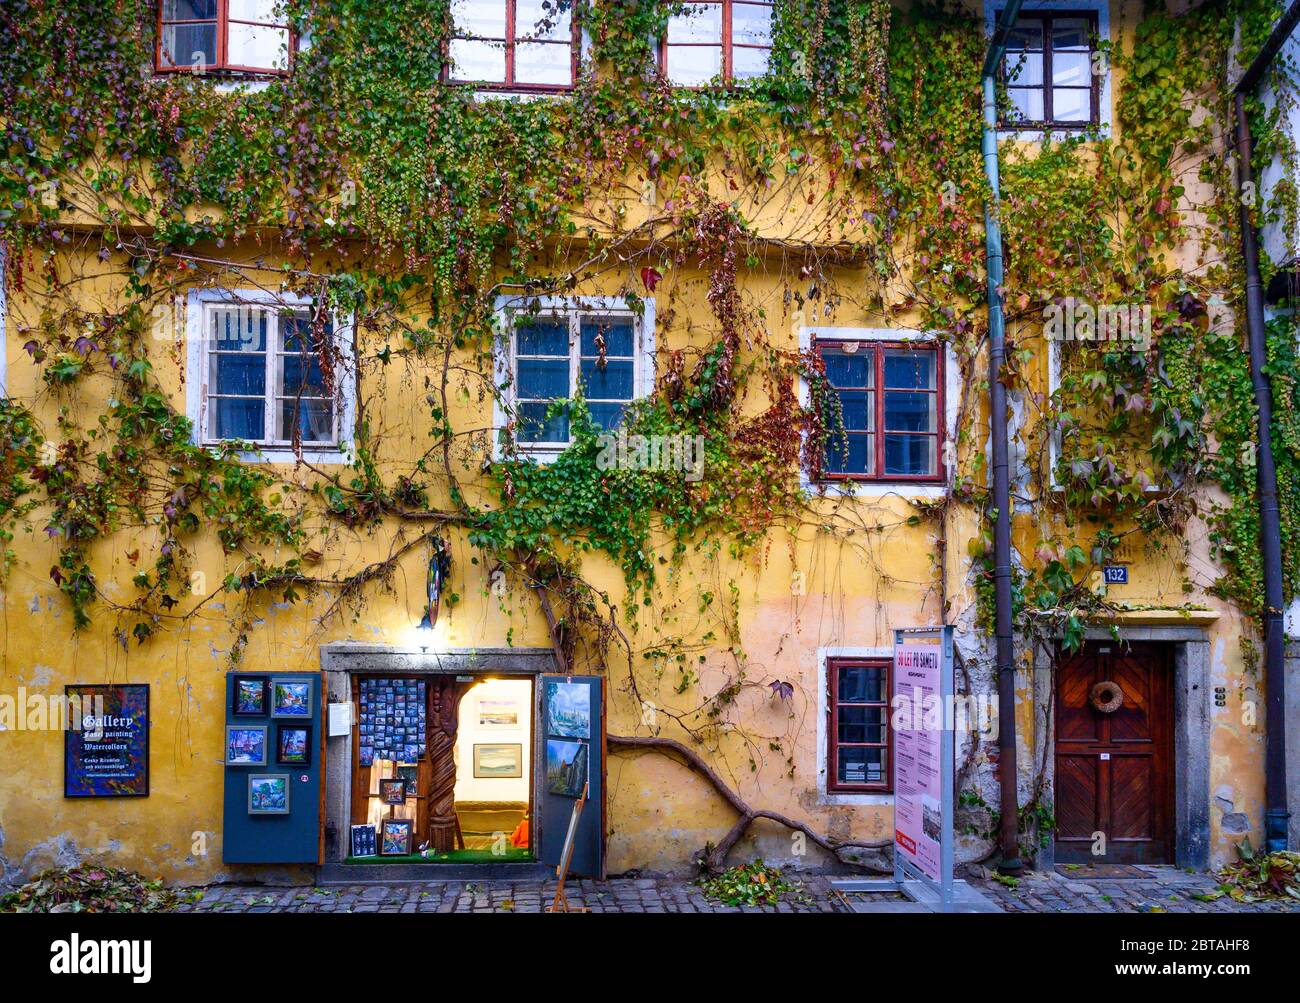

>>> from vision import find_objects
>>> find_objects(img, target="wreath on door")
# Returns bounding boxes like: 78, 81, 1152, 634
1089, 680, 1124, 714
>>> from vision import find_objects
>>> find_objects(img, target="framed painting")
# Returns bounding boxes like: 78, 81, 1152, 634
473, 743, 523, 779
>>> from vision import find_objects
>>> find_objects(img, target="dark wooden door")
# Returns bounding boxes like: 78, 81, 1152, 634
1054, 642, 1173, 864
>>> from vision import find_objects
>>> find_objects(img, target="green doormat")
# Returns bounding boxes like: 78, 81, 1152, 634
345, 847, 534, 865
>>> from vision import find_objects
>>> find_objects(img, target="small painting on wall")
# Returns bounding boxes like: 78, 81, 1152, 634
225, 726, 268, 766
271, 678, 312, 718
232, 676, 268, 716
545, 739, 587, 798
478, 698, 519, 728
545, 681, 590, 739
248, 773, 290, 814
473, 743, 523, 779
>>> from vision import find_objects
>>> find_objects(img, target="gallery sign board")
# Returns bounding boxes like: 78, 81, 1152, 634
64, 684, 150, 797
892, 626, 954, 908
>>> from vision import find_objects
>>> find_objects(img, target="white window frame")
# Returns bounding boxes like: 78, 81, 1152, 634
797, 326, 960, 499
492, 294, 656, 462
185, 287, 356, 464
447, 0, 595, 99
986, 0, 1112, 142
659, 0, 776, 87
815, 646, 895, 807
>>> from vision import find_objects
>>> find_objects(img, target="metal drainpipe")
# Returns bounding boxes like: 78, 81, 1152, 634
1233, 1, 1300, 852
982, 0, 1024, 872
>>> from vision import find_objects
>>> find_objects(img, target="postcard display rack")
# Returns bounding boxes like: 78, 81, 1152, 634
222, 671, 323, 864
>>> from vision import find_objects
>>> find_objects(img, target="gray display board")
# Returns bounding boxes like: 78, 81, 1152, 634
222, 672, 322, 864
539, 674, 603, 878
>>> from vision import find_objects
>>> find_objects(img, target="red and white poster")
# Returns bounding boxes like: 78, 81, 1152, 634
892, 637, 943, 882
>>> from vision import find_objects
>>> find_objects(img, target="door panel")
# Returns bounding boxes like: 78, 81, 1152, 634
538, 675, 604, 879
1054, 642, 1172, 864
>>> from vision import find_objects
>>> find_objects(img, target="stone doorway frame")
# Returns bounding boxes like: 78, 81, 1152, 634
320, 644, 558, 864
1032, 625, 1211, 869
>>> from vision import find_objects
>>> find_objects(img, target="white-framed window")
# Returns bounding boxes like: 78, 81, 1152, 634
797, 327, 959, 498
986, 0, 1111, 140
184, 288, 356, 464
661, 1, 775, 86
447, 0, 580, 91
815, 646, 895, 807
492, 295, 656, 460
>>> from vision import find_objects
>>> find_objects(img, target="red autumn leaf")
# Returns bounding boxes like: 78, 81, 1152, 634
641, 266, 662, 292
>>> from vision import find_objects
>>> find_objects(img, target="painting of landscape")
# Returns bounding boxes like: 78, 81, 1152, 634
546, 681, 589, 739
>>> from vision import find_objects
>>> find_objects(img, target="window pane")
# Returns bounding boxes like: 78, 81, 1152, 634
884, 392, 935, 432
1052, 50, 1090, 86
580, 318, 633, 357
515, 0, 570, 39
517, 401, 568, 442
838, 390, 871, 431
516, 319, 568, 356
228, 24, 290, 70
282, 311, 330, 352
451, 0, 507, 37
732, 46, 770, 79
278, 398, 333, 443
1052, 18, 1091, 49
823, 432, 870, 475
515, 41, 572, 85
1007, 87, 1044, 122
1052, 87, 1090, 121
667, 3, 722, 43
579, 358, 633, 400
838, 706, 887, 744
588, 402, 625, 432
1005, 51, 1042, 86
161, 23, 217, 67
517, 358, 570, 399
884, 434, 935, 476
821, 352, 871, 388
666, 45, 721, 85
1006, 21, 1043, 50
229, 0, 283, 22
838, 664, 885, 701
884, 351, 935, 389
732, 3, 773, 45
449, 38, 506, 81
212, 398, 265, 440
164, 0, 217, 17
212, 353, 266, 395
211, 308, 267, 352
838, 747, 886, 786
282, 354, 326, 396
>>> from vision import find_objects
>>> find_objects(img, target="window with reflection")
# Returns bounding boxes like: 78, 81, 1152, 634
827, 658, 891, 793
662, 1, 774, 86
509, 310, 644, 451
998, 10, 1098, 128
200, 299, 340, 447
156, 1, 293, 74
448, 0, 577, 90
813, 340, 943, 482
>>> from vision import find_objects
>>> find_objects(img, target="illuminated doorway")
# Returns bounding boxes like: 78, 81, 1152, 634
454, 678, 534, 857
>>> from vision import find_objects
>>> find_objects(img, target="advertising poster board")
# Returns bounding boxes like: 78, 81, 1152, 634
64, 684, 150, 797
892, 627, 954, 907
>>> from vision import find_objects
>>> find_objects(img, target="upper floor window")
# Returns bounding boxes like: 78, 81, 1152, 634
495, 298, 654, 458
813, 339, 943, 482
186, 290, 356, 462
662, 1, 773, 86
156, 1, 294, 75
998, 10, 1098, 128
448, 0, 578, 90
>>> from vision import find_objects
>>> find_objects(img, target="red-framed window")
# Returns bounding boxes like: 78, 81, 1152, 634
997, 10, 1100, 129
446, 0, 579, 91
661, 1, 774, 86
827, 658, 892, 793
812, 339, 944, 482
156, 1, 294, 75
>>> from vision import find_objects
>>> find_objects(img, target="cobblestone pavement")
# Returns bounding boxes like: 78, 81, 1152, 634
173, 867, 1299, 914
175, 875, 850, 913
967, 864, 1300, 914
